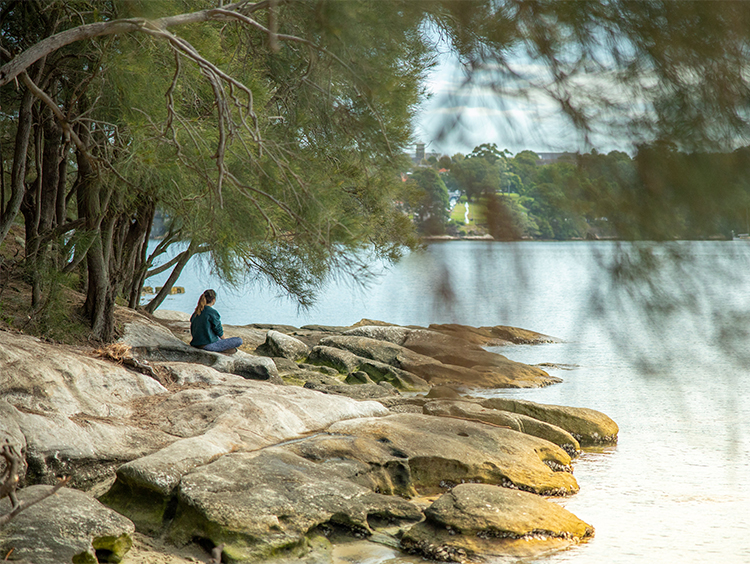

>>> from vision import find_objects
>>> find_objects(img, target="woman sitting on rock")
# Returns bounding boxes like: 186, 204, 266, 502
190, 289, 243, 354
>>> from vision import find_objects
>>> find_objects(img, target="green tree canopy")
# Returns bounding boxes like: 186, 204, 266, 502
451, 156, 501, 201
407, 167, 450, 235
467, 143, 509, 163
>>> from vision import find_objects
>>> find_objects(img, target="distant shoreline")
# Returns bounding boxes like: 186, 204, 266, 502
421, 234, 617, 242
421, 235, 732, 242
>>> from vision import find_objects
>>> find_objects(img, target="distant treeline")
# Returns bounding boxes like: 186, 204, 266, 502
405, 143, 750, 241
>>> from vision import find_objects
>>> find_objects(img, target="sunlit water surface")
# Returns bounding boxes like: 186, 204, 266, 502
146, 241, 750, 564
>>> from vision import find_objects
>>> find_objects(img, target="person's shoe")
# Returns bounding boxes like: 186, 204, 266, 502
220, 347, 238, 354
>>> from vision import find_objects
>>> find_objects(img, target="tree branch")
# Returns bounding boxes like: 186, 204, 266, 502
19, 71, 97, 171
0, 2, 262, 88
0, 443, 22, 510
0, 477, 71, 528
0, 441, 70, 527
146, 249, 188, 278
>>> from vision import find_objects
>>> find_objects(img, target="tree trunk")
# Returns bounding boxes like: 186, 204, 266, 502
85, 234, 113, 341
144, 240, 198, 314
22, 106, 64, 307
126, 201, 156, 309
108, 196, 154, 308
0, 87, 35, 246
75, 116, 116, 341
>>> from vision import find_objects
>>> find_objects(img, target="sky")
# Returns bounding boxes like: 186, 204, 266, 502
413, 46, 635, 158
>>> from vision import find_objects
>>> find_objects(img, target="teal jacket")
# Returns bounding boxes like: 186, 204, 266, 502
190, 305, 223, 347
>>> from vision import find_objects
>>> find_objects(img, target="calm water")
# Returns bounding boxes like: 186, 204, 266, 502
145, 241, 750, 564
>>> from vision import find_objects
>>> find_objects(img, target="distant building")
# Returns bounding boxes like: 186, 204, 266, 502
408, 143, 441, 164
415, 143, 425, 162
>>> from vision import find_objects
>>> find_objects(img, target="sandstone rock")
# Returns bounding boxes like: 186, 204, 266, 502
286, 369, 344, 387
243, 323, 301, 334
299, 324, 350, 333
425, 385, 464, 399
307, 345, 361, 374
394, 352, 482, 386
343, 325, 411, 345
319, 335, 405, 365
317, 336, 429, 391
150, 382, 384, 443
102, 380, 390, 532
221, 325, 269, 349
264, 324, 561, 389
401, 329, 560, 388
0, 316, 615, 564
303, 381, 399, 400
401, 483, 593, 562
0, 486, 135, 564
0, 401, 25, 450
168, 448, 423, 562
154, 361, 250, 386
0, 331, 166, 415
345, 371, 375, 385
344, 325, 562, 388
151, 309, 191, 322
305, 414, 579, 496
278, 330, 329, 350
272, 358, 349, 388
317, 329, 559, 389
358, 359, 429, 391
120, 320, 281, 383
349, 318, 399, 327
483, 325, 560, 344
428, 323, 560, 346
271, 356, 299, 373
382, 403, 422, 414
336, 326, 562, 389
299, 363, 340, 376
376, 396, 428, 410
479, 397, 619, 445
258, 330, 310, 361
423, 400, 580, 456
0, 330, 172, 489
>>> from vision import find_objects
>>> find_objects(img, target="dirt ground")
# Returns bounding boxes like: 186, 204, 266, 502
121, 534, 213, 564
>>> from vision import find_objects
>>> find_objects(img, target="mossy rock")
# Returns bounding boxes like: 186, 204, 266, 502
480, 397, 618, 446
0, 486, 135, 564
99, 478, 173, 535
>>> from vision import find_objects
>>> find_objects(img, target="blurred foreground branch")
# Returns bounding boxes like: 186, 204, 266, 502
0, 442, 70, 528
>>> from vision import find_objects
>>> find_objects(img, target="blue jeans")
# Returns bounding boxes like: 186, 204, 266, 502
202, 337, 243, 352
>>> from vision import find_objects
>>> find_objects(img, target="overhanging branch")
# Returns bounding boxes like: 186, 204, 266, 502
0, 1, 262, 88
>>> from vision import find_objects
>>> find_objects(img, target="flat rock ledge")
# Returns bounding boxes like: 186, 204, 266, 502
0, 317, 616, 564
249, 322, 563, 395
422, 399, 582, 456
480, 397, 619, 446
119, 318, 281, 384
401, 483, 594, 563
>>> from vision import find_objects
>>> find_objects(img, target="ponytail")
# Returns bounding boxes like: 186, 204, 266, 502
193, 289, 216, 317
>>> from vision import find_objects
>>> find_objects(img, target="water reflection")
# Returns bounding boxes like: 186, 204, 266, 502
332, 541, 426, 564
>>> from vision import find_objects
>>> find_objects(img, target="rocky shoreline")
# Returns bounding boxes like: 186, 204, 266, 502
0, 311, 618, 563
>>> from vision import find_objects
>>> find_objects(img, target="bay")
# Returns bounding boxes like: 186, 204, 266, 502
144, 240, 750, 564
